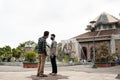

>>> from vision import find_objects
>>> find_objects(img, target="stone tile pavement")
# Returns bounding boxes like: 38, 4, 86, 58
0, 71, 118, 80
0, 65, 120, 80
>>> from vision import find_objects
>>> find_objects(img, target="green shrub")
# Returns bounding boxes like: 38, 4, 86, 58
63, 55, 69, 63
24, 52, 37, 62
57, 43, 63, 62
74, 57, 79, 64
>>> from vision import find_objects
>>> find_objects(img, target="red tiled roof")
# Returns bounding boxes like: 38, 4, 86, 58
74, 29, 120, 41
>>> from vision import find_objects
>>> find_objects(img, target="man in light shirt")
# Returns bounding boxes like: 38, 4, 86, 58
49, 34, 57, 76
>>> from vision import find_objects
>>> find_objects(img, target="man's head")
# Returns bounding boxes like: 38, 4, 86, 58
51, 34, 55, 40
44, 31, 49, 39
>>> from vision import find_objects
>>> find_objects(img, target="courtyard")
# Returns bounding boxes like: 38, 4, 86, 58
0, 63, 120, 80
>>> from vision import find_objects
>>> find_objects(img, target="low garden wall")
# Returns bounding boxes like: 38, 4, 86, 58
0, 62, 23, 66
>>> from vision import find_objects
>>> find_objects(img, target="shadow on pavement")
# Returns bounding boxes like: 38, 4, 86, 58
28, 74, 69, 80
116, 74, 120, 79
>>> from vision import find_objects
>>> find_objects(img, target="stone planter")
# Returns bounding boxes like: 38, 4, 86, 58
111, 62, 117, 66
23, 62, 38, 68
95, 62, 111, 67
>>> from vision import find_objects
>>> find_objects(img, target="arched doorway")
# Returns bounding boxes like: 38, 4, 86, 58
81, 47, 87, 60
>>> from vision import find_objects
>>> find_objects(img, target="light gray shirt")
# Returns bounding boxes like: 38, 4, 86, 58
50, 40, 57, 55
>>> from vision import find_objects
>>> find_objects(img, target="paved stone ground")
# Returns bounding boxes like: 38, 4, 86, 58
0, 64, 120, 80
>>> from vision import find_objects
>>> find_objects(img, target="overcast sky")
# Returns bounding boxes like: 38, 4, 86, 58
0, 0, 120, 48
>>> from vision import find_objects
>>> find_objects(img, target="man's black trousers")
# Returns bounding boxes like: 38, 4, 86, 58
50, 56, 57, 73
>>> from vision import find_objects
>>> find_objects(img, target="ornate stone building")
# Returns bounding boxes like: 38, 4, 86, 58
62, 12, 120, 61
75, 12, 120, 61
25, 43, 35, 52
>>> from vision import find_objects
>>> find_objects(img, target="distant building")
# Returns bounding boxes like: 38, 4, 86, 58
25, 43, 35, 52
61, 12, 120, 61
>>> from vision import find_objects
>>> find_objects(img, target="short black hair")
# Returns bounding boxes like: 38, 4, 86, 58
51, 34, 55, 37
44, 31, 49, 36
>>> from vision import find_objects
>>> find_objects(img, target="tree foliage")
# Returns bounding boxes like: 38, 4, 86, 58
0, 40, 37, 62
0, 46, 12, 62
96, 43, 110, 63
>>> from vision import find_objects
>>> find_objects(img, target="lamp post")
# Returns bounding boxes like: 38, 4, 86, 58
90, 21, 97, 68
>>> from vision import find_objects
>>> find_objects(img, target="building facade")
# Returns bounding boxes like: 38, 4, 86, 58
62, 13, 120, 62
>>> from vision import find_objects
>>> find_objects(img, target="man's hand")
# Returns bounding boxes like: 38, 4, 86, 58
50, 54, 54, 58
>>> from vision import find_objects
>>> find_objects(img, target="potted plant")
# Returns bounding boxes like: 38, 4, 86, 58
95, 43, 111, 67
110, 52, 120, 66
23, 52, 38, 68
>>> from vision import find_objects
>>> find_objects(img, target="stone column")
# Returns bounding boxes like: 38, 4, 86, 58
110, 37, 115, 54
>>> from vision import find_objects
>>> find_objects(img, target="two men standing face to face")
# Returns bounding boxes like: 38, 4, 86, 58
37, 31, 57, 77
